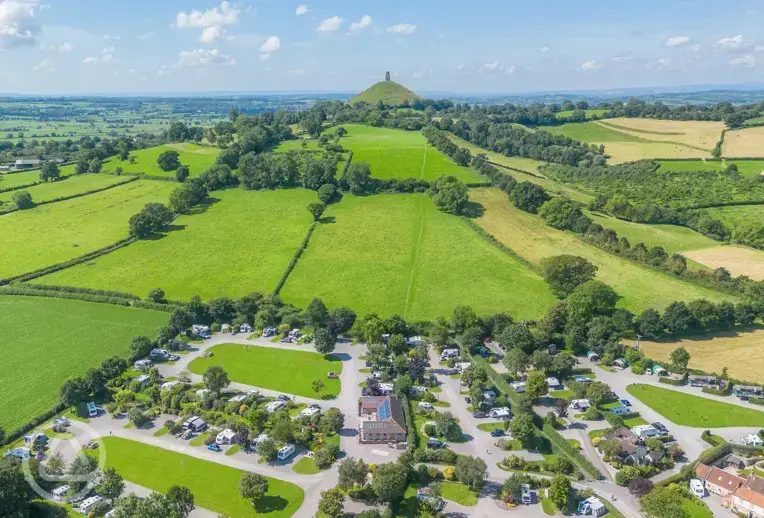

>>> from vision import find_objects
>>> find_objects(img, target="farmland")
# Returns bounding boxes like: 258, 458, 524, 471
36, 188, 316, 300
327, 124, 483, 182
0, 180, 176, 280
638, 327, 764, 384
0, 167, 73, 190
597, 118, 724, 151
0, 173, 130, 207
555, 109, 609, 119
724, 126, 764, 158
656, 159, 764, 178
188, 343, 343, 398
683, 246, 764, 280
102, 143, 219, 177
0, 296, 168, 431
469, 188, 732, 313
280, 193, 556, 321
706, 205, 762, 234
91, 437, 304, 518
626, 384, 764, 427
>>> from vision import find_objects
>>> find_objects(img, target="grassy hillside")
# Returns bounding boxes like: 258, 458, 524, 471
350, 80, 419, 106
0, 296, 167, 431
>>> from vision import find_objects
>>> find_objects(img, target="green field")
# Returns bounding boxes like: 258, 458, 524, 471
554, 109, 609, 119
656, 160, 764, 178
0, 180, 176, 280
0, 174, 129, 207
91, 437, 304, 517
280, 193, 556, 321
587, 212, 717, 254
102, 143, 219, 177
626, 384, 764, 427
0, 296, 167, 431
0, 167, 74, 190
36, 189, 315, 300
328, 124, 482, 182
188, 343, 342, 398
349, 80, 419, 105
546, 122, 645, 143
706, 205, 762, 231
471, 188, 733, 313
441, 482, 478, 506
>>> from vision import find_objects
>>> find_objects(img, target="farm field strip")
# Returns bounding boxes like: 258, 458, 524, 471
637, 327, 764, 384
102, 143, 219, 178
470, 188, 733, 313
596, 118, 724, 151
0, 180, 177, 279
36, 188, 316, 300
724, 126, 764, 158
0, 167, 74, 191
279, 193, 556, 321
656, 159, 764, 178
683, 246, 764, 281
0, 173, 130, 206
706, 205, 763, 231
0, 296, 168, 431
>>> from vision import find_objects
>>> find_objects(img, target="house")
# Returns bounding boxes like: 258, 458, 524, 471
732, 486, 764, 518
625, 446, 649, 466
490, 407, 511, 419
645, 449, 665, 465
652, 365, 668, 376
695, 463, 746, 496
511, 381, 526, 393
134, 359, 152, 371
734, 385, 764, 400
546, 377, 561, 390
252, 433, 269, 450
216, 429, 238, 445
240, 324, 253, 333
78, 495, 104, 515
183, 416, 207, 432
418, 402, 433, 411
440, 348, 459, 360
610, 405, 630, 415
578, 496, 608, 516
720, 454, 750, 470
632, 425, 659, 438
278, 444, 296, 460
300, 407, 320, 418
265, 401, 285, 413
52, 485, 70, 502
357, 396, 407, 444
379, 383, 394, 395
3, 447, 31, 461
690, 479, 705, 498
569, 399, 592, 411
612, 358, 628, 369
14, 159, 41, 168
456, 362, 471, 373
521, 484, 532, 505
586, 351, 600, 362
743, 434, 764, 447
689, 375, 721, 388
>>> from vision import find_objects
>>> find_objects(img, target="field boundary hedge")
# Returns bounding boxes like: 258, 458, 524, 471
0, 176, 137, 215
0, 285, 183, 312
341, 150, 354, 176
658, 373, 688, 386
11, 282, 139, 300
102, 171, 179, 182
0, 180, 41, 194
402, 395, 418, 450
273, 221, 318, 295
484, 159, 546, 179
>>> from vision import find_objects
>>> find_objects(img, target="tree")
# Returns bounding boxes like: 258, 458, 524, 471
97, 467, 125, 503
129, 203, 173, 238
615, 465, 641, 486
317, 183, 337, 204
320, 408, 345, 434
455, 455, 487, 491
341, 162, 373, 195
499, 323, 536, 354
60, 377, 88, 407
338, 457, 368, 489
89, 157, 102, 173
312, 379, 325, 395
328, 307, 356, 334
661, 301, 695, 335
628, 477, 654, 498
258, 437, 278, 462
553, 398, 568, 418
388, 333, 407, 355
509, 181, 550, 213
203, 365, 230, 394
503, 348, 530, 374
304, 298, 329, 328
76, 158, 90, 174
585, 381, 611, 407
239, 473, 269, 508
314, 328, 337, 355
307, 202, 326, 221
640, 485, 689, 518
372, 462, 408, 503
525, 371, 548, 401
635, 308, 663, 339
435, 412, 462, 441
68, 453, 99, 493
429, 175, 469, 215
157, 150, 181, 171
600, 439, 622, 459
531, 349, 553, 374
318, 487, 345, 518
166, 485, 195, 518
510, 413, 535, 447
566, 280, 618, 324
548, 474, 571, 510
175, 165, 190, 182
147, 288, 165, 303
130, 336, 153, 358
669, 346, 691, 372
40, 161, 61, 181
540, 255, 598, 297
0, 462, 31, 517
538, 197, 586, 230
12, 190, 33, 209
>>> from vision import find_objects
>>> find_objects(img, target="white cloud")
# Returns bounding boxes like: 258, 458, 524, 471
258, 35, 280, 60
715, 35, 751, 52
176, 48, 235, 68
82, 56, 99, 64
612, 53, 634, 63
295, 5, 309, 16
539, 45, 551, 53
730, 54, 756, 68
349, 15, 372, 33
688, 43, 701, 52
317, 16, 345, 33
32, 58, 54, 72
481, 61, 515, 74
579, 60, 603, 71
199, 25, 224, 43
83, 47, 115, 64
137, 32, 153, 40
387, 23, 417, 36
102, 34, 120, 41
664, 36, 690, 47
0, 0, 42, 49
102, 46, 115, 54
175, 1, 240, 43
755, 45, 764, 52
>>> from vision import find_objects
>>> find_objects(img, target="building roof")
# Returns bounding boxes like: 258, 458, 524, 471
607, 427, 635, 440
360, 396, 406, 435
696, 463, 746, 491
745, 474, 764, 495
735, 486, 764, 509
689, 375, 717, 381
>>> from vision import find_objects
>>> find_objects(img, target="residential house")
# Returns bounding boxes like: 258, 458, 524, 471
645, 449, 665, 465
577, 496, 607, 516
216, 429, 238, 445
278, 444, 296, 460
743, 434, 764, 447
265, 401, 285, 413
734, 385, 764, 400
490, 407, 511, 419
720, 454, 750, 470
625, 446, 649, 466
689, 375, 722, 388
569, 399, 591, 411
632, 425, 659, 438
358, 396, 407, 444
695, 463, 746, 497
732, 486, 764, 517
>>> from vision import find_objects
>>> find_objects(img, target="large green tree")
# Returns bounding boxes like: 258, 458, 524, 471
540, 255, 598, 297
239, 473, 269, 508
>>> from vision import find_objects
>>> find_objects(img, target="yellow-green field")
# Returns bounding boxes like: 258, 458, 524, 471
598, 118, 724, 151
0, 174, 129, 206
723, 126, 764, 158
683, 246, 764, 281
706, 205, 761, 230
470, 188, 733, 313
103, 143, 219, 177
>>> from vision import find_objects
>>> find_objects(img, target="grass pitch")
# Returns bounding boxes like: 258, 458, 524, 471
626, 384, 764, 427
724, 126, 764, 158
0, 296, 167, 431
188, 343, 342, 398
103, 143, 219, 177
280, 193, 556, 321
0, 174, 129, 207
37, 188, 316, 300
470, 188, 732, 313
92, 437, 304, 518
0, 180, 176, 280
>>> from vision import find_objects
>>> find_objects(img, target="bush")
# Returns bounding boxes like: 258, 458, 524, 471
12, 190, 34, 209
659, 375, 687, 386
443, 466, 455, 480
583, 407, 602, 420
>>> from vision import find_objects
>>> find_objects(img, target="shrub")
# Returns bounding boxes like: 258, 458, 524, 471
12, 190, 34, 209
443, 466, 455, 480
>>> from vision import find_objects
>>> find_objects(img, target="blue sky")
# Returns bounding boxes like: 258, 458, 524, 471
1, 0, 763, 94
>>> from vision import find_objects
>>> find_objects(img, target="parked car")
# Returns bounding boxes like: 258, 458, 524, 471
620, 399, 632, 407
278, 395, 291, 401
180, 430, 194, 440
473, 411, 487, 418
84, 441, 99, 450
202, 351, 214, 358
426, 439, 444, 449
491, 429, 505, 437
207, 443, 221, 452
464, 396, 471, 404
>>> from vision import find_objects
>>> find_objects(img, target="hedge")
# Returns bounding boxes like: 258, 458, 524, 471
657, 439, 730, 487
0, 181, 40, 194
2, 403, 66, 447
749, 398, 764, 406
101, 171, 179, 182
401, 395, 418, 450
484, 158, 546, 179
273, 221, 318, 295
702, 383, 732, 396
13, 282, 139, 300
658, 374, 687, 386
341, 150, 353, 177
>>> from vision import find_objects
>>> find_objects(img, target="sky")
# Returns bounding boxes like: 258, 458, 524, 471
1, 0, 764, 95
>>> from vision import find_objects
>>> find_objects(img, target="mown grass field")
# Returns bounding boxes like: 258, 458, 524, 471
598, 118, 724, 151
0, 296, 167, 431
0, 180, 176, 279
328, 124, 482, 182
656, 159, 764, 178
626, 384, 764, 427
724, 126, 764, 158
441, 482, 479, 506
280, 193, 556, 321
0, 167, 73, 190
102, 143, 219, 177
546, 121, 645, 143
470, 188, 733, 313
91, 437, 304, 518
188, 344, 342, 398
683, 246, 764, 281
0, 174, 129, 206
638, 327, 764, 383
555, 109, 609, 119
37, 189, 315, 300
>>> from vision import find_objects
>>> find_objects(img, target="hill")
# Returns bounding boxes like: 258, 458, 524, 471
349, 80, 419, 106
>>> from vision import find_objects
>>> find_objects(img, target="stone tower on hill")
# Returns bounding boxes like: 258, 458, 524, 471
385, 71, 391, 81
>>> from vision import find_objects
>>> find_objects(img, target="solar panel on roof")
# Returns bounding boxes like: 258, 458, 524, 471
378, 399, 391, 420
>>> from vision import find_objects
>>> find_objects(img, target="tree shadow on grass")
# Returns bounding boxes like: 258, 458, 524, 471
255, 496, 288, 514
462, 201, 485, 219
318, 215, 336, 224
187, 196, 221, 216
